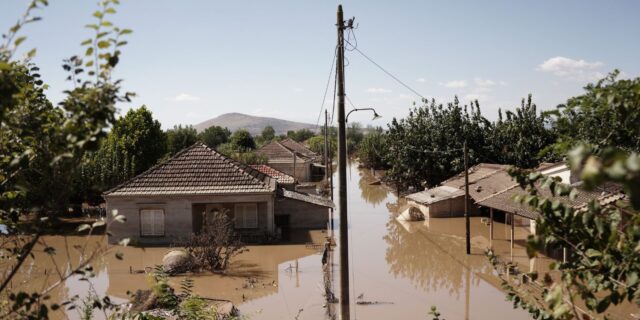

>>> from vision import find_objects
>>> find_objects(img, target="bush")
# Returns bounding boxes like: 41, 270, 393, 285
185, 209, 246, 271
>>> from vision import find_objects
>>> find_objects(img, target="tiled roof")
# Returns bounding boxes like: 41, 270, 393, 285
279, 138, 318, 159
278, 188, 334, 208
468, 170, 518, 202
441, 163, 510, 189
255, 141, 311, 162
477, 182, 624, 220
250, 164, 296, 184
104, 143, 274, 197
406, 186, 464, 205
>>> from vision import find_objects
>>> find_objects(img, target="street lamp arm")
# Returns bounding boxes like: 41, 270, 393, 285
345, 107, 382, 122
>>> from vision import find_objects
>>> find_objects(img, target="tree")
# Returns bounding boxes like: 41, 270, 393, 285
358, 128, 389, 169
488, 95, 558, 168
197, 125, 230, 149
229, 129, 255, 150
287, 128, 315, 142
307, 135, 336, 160
261, 125, 275, 142
346, 122, 364, 154
167, 125, 198, 156
489, 72, 640, 319
385, 98, 490, 190
84, 106, 166, 192
551, 70, 640, 153
1, 1, 134, 318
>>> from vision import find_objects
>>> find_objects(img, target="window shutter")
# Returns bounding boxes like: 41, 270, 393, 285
234, 204, 257, 229
153, 210, 165, 235
140, 209, 164, 236
141, 210, 153, 236
246, 204, 258, 228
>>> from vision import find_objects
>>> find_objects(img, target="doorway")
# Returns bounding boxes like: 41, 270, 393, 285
275, 215, 291, 241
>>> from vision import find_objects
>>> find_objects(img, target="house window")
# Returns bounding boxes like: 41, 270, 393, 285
140, 209, 165, 236
234, 203, 258, 229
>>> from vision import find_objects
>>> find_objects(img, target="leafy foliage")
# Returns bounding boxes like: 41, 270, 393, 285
0, 1, 133, 318
198, 125, 230, 149
385, 98, 489, 189
488, 73, 640, 319
229, 129, 256, 150
551, 70, 640, 153
261, 125, 275, 142
286, 128, 315, 142
489, 95, 557, 168
357, 127, 389, 169
81, 106, 165, 194
166, 125, 198, 156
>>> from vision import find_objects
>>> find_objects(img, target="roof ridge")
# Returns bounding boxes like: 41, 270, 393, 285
199, 143, 273, 189
440, 164, 505, 186
274, 140, 295, 155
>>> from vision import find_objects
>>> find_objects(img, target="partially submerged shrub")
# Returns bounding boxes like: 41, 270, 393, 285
185, 209, 246, 271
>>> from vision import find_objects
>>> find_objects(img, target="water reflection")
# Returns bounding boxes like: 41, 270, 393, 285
356, 167, 389, 206
384, 220, 485, 296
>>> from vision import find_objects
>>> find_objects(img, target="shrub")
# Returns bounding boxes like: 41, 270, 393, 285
185, 209, 246, 271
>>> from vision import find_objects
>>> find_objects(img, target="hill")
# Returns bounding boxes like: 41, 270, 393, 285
193, 113, 318, 135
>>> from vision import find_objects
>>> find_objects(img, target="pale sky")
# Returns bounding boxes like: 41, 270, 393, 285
3, 0, 639, 129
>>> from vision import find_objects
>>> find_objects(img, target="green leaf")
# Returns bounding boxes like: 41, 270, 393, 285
585, 248, 602, 258
14, 36, 27, 47
97, 40, 110, 49
85, 46, 94, 56
119, 28, 133, 35
80, 38, 92, 46
26, 48, 37, 58
627, 272, 638, 286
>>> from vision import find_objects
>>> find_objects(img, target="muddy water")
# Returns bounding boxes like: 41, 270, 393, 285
7, 164, 538, 319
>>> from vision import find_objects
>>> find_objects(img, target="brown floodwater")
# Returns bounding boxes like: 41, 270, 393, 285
6, 164, 555, 320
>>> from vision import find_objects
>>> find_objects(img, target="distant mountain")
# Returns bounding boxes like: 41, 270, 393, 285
194, 113, 318, 135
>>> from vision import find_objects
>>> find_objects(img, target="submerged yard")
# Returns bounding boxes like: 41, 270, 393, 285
14, 164, 549, 320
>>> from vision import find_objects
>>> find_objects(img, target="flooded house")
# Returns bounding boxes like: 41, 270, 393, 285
404, 162, 624, 258
104, 142, 333, 245
255, 138, 324, 182
403, 163, 509, 219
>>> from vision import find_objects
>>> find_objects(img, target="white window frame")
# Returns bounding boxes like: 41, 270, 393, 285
234, 203, 258, 229
140, 209, 165, 236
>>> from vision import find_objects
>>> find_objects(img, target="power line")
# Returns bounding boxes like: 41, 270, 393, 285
330, 66, 338, 125
344, 39, 427, 101
345, 95, 357, 110
316, 46, 338, 131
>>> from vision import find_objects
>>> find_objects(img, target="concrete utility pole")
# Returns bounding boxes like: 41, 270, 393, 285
464, 140, 471, 255
336, 5, 350, 320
